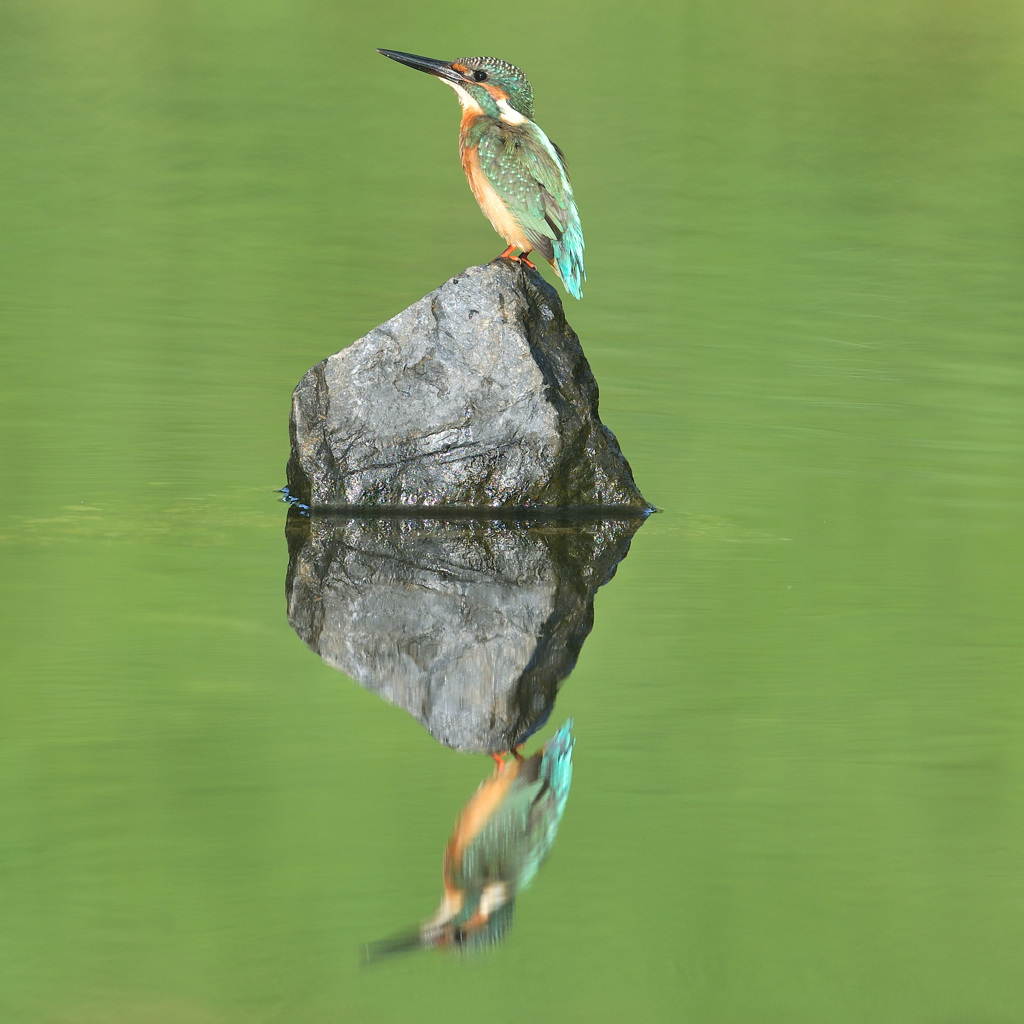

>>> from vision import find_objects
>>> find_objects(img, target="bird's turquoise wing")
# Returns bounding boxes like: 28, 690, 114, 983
476, 123, 585, 299
452, 720, 575, 891
452, 782, 539, 887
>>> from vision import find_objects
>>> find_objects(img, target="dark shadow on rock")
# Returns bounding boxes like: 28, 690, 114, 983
285, 507, 646, 753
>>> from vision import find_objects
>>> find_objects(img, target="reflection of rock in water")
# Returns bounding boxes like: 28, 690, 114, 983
285, 510, 644, 752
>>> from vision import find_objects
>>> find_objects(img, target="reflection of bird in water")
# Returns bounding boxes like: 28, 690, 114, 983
366, 719, 574, 958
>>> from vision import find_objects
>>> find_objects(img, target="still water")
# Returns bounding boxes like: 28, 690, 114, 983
2, 1, 1023, 1021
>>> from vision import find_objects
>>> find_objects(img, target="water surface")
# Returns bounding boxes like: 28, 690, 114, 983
2, 1, 1023, 1021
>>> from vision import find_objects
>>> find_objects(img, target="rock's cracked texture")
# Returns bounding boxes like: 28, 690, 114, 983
285, 510, 645, 752
287, 260, 649, 510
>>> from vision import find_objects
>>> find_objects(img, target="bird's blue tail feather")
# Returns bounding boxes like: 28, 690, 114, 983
541, 718, 575, 815
554, 211, 585, 300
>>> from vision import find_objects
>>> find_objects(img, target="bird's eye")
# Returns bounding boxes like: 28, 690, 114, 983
473, 70, 488, 82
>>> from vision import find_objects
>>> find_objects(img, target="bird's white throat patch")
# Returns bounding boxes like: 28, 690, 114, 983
442, 80, 529, 125
443, 80, 483, 115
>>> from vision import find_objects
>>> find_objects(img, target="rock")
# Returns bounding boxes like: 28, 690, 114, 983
287, 260, 649, 510
285, 508, 645, 753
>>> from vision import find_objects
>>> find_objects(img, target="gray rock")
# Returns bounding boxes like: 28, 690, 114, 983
285, 509, 645, 753
287, 260, 649, 510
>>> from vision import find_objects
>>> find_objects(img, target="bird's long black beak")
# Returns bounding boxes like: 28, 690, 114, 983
377, 49, 464, 84
363, 930, 425, 964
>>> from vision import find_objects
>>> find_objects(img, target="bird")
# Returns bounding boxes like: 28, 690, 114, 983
365, 719, 575, 958
377, 49, 585, 300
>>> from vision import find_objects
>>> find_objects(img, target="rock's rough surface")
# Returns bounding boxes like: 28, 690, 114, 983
287, 260, 648, 510
285, 509, 644, 753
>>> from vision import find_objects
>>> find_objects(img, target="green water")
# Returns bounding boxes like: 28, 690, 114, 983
2, 0, 1023, 1020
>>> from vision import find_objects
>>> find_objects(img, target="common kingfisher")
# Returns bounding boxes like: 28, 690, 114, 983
366, 719, 575, 958
377, 49, 586, 300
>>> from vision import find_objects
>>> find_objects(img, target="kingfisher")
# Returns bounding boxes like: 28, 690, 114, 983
366, 719, 575, 958
377, 49, 585, 300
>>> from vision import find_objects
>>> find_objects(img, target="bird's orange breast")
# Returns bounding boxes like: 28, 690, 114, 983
459, 132, 531, 252
445, 758, 519, 873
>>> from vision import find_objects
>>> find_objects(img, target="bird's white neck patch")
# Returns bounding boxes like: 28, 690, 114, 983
442, 79, 483, 115
478, 882, 509, 917
496, 98, 528, 124
442, 80, 529, 125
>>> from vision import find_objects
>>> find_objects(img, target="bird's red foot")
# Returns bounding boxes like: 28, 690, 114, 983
497, 246, 537, 270
491, 745, 526, 766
